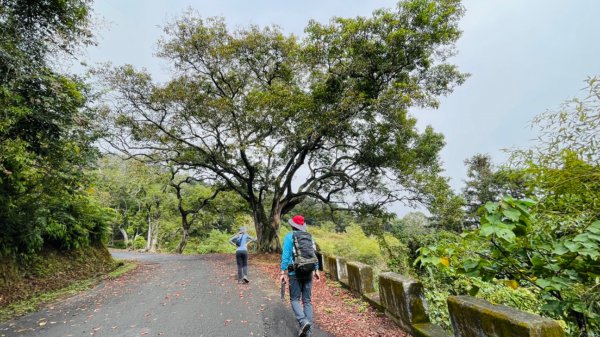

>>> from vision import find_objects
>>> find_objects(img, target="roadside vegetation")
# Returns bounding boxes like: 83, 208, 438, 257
0, 248, 135, 322
1, 0, 598, 336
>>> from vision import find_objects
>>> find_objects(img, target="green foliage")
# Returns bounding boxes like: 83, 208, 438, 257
303, 213, 546, 333
107, 260, 137, 279
511, 76, 600, 168
0, 245, 115, 315
0, 0, 93, 66
0, 248, 128, 322
527, 152, 600, 230
196, 230, 237, 254
99, 0, 467, 252
420, 197, 600, 334
417, 78, 600, 335
333, 226, 383, 266
132, 236, 147, 250
309, 224, 405, 271
422, 174, 467, 232
93, 156, 178, 252
111, 240, 127, 249
461, 154, 528, 229
291, 199, 357, 233
412, 223, 545, 332
93, 155, 251, 253
389, 212, 435, 269
0, 0, 107, 257
501, 76, 600, 335
403, 229, 458, 270
420, 269, 543, 331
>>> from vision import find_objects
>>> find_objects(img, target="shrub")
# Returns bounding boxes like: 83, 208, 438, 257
333, 225, 382, 266
420, 268, 543, 331
133, 236, 147, 250
110, 240, 127, 249
308, 224, 404, 271
197, 230, 237, 254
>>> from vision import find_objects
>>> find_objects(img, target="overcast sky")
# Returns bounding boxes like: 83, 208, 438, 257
82, 0, 600, 214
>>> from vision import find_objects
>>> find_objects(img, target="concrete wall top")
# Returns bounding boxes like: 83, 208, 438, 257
448, 296, 565, 337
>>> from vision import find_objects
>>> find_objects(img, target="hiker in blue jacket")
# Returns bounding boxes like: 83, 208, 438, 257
280, 215, 320, 337
229, 227, 256, 284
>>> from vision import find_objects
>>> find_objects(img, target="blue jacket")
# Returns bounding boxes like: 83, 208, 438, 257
280, 231, 318, 275
229, 233, 255, 251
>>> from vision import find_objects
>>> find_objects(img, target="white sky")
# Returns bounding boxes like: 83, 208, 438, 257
81, 0, 600, 215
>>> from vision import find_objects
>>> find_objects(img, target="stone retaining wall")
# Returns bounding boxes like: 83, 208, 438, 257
323, 255, 338, 281
448, 296, 565, 337
347, 262, 375, 294
321, 255, 565, 337
336, 257, 348, 283
378, 272, 431, 334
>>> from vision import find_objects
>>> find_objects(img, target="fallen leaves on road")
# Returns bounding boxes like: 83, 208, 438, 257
253, 254, 408, 337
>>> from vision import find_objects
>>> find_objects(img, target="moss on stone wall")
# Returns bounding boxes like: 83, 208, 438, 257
379, 272, 430, 332
412, 323, 452, 337
448, 296, 565, 337
347, 261, 375, 294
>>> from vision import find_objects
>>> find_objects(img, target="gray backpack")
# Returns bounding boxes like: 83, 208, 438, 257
291, 231, 318, 277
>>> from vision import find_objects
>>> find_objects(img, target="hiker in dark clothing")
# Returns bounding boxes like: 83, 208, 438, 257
280, 215, 320, 337
229, 227, 256, 283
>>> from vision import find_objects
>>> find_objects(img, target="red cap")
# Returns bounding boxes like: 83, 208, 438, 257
288, 215, 306, 231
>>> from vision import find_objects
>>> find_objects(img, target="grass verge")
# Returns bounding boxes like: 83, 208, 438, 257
0, 260, 137, 322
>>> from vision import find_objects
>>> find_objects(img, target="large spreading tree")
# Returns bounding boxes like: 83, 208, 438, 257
100, 0, 468, 252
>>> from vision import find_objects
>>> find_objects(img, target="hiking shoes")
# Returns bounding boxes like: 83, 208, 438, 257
298, 321, 311, 337
242, 276, 250, 283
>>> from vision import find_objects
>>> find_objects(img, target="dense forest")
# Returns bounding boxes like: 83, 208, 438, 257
0, 0, 598, 336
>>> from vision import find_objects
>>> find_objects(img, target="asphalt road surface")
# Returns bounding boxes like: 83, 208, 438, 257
0, 251, 334, 337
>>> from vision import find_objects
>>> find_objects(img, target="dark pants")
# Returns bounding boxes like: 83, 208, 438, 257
289, 274, 313, 332
236, 250, 248, 280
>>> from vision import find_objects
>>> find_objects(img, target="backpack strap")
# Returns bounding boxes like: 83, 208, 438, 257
291, 231, 298, 260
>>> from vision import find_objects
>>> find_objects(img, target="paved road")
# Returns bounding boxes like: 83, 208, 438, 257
0, 251, 334, 337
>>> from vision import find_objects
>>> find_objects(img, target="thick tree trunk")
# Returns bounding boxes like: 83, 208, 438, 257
253, 206, 281, 253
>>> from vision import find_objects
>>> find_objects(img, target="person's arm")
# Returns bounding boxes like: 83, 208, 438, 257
241, 235, 256, 250
228, 234, 239, 247
280, 269, 288, 283
280, 233, 292, 282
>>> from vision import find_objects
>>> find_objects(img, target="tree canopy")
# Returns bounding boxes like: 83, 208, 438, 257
99, 0, 467, 252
